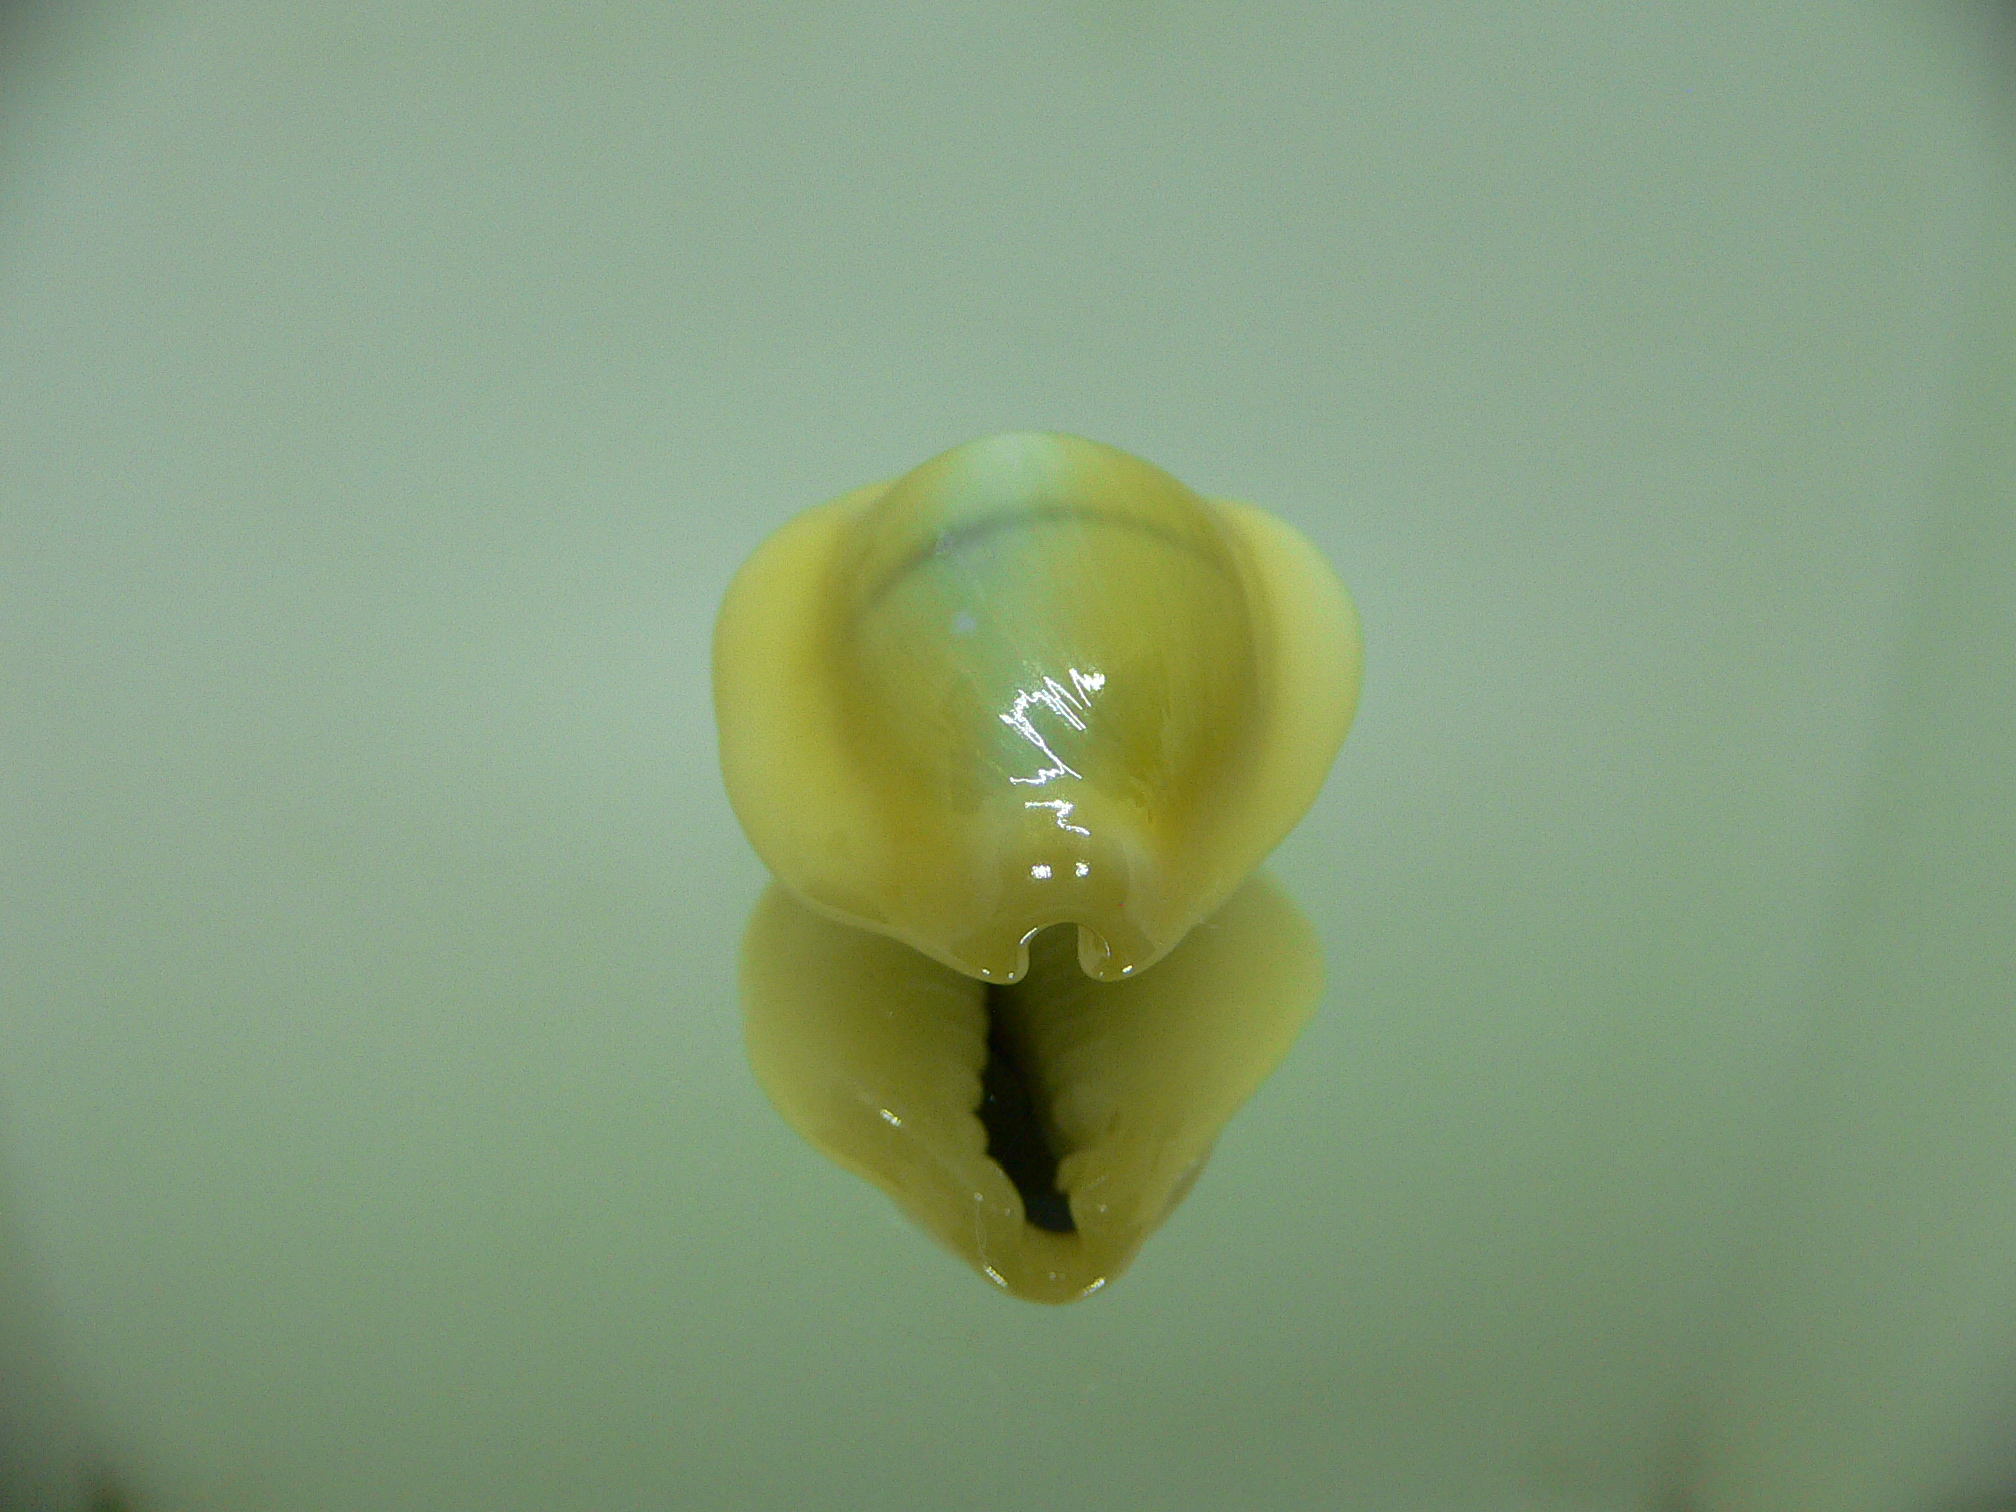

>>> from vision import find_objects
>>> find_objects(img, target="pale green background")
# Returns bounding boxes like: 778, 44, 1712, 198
2, 4, 2013, 1510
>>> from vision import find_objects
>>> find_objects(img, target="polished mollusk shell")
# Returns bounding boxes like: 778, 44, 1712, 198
714, 432, 1361, 981
740, 872, 1323, 1303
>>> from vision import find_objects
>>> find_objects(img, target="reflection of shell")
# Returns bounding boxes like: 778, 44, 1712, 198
714, 432, 1361, 982
740, 874, 1322, 1304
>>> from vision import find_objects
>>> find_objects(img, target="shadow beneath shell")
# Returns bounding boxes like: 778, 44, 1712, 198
739, 872, 1322, 1303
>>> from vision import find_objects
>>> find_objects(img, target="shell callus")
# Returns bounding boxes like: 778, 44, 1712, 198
714, 432, 1361, 982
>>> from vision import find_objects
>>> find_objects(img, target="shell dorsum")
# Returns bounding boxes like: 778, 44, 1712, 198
713, 432, 1362, 982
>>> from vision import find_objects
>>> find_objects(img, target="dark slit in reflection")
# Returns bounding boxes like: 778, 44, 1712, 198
978, 987, 1075, 1233
740, 874, 1320, 1301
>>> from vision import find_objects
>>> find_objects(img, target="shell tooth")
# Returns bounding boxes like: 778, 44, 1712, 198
714, 431, 1362, 980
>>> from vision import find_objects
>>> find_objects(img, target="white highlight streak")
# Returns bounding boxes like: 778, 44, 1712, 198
1000, 667, 1104, 787
1026, 799, 1091, 836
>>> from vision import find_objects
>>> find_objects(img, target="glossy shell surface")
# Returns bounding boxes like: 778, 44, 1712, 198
740, 873, 1322, 1302
713, 432, 1361, 981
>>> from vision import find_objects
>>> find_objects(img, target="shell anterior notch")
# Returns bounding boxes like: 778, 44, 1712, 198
713, 432, 1362, 983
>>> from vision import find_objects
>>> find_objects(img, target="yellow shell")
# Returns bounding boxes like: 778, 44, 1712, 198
740, 872, 1322, 1303
713, 432, 1362, 982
